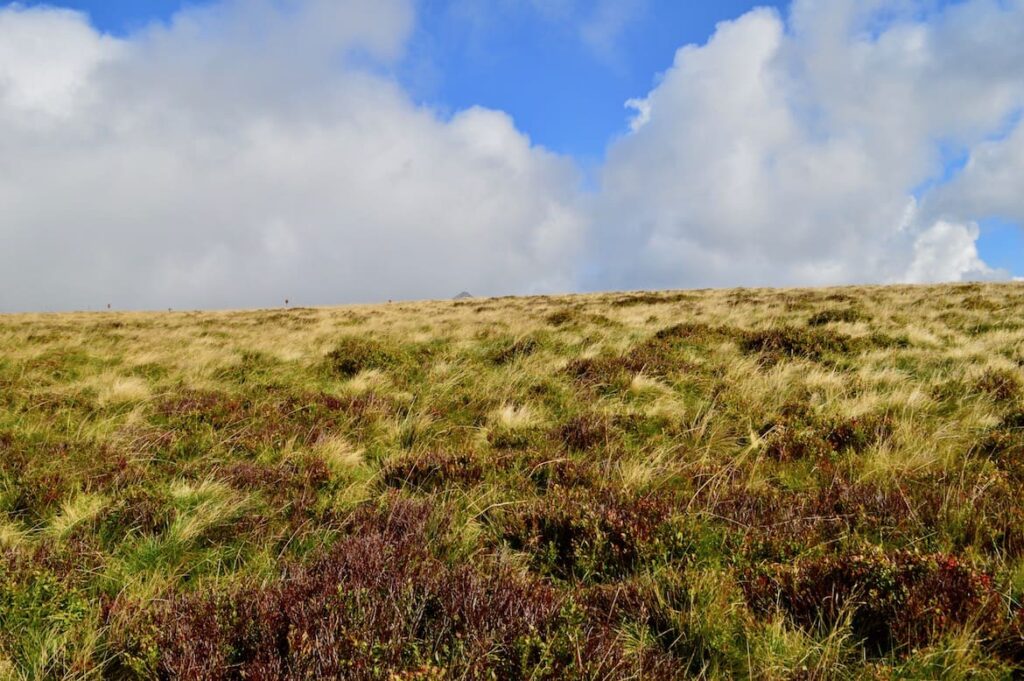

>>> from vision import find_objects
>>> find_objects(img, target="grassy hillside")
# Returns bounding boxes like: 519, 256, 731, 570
2, 283, 1024, 679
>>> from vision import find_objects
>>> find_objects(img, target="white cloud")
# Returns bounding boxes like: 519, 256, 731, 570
0, 0, 584, 311
623, 97, 650, 132
588, 0, 1024, 290
905, 220, 993, 284
0, 6, 120, 116
927, 118, 1024, 226
1, 0, 1022, 312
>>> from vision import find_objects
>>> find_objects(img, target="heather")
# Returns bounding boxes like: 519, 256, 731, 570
1, 282, 1024, 678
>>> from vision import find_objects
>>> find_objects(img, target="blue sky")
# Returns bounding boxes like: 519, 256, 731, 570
15, 0, 186, 34
406, 1, 787, 158
0, 0, 1020, 310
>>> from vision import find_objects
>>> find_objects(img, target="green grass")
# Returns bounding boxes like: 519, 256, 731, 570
1, 282, 1023, 679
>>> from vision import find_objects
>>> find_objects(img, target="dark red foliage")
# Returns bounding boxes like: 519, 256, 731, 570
545, 309, 578, 326
99, 486, 175, 537
157, 389, 243, 423
580, 581, 652, 625
975, 369, 1022, 402
133, 499, 578, 680
610, 292, 694, 307
219, 455, 331, 520
87, 446, 149, 491
758, 407, 894, 462
708, 474, 941, 561
562, 326, 717, 388
501, 488, 676, 579
554, 413, 610, 452
380, 451, 483, 491
9, 470, 71, 521
979, 410, 1024, 479
807, 308, 866, 326
741, 327, 862, 364
527, 457, 597, 492
743, 551, 1002, 654
30, 532, 105, 584
156, 389, 375, 453
652, 322, 734, 343
323, 337, 402, 378
563, 355, 629, 389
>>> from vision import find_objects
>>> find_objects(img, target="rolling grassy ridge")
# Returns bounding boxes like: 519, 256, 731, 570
1, 283, 1024, 679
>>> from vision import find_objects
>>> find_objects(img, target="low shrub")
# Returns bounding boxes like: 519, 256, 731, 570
381, 451, 483, 491
974, 368, 1022, 402
757, 406, 894, 462
554, 413, 610, 452
526, 457, 597, 492
490, 336, 541, 365
741, 327, 862, 364
219, 455, 331, 521
610, 292, 693, 307
500, 488, 678, 580
545, 309, 578, 327
807, 307, 866, 326
979, 409, 1024, 479
743, 551, 1002, 655
118, 498, 680, 679
323, 337, 404, 378
99, 486, 175, 539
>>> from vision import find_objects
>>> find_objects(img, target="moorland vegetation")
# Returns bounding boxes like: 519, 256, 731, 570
1, 283, 1024, 678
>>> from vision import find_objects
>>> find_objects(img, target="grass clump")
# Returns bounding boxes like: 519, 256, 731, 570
323, 336, 404, 378
807, 307, 866, 326
741, 326, 862, 364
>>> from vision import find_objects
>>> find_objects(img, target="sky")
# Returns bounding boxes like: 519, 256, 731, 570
0, 0, 1021, 311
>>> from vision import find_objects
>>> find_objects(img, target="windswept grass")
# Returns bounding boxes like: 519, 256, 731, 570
1, 282, 1023, 678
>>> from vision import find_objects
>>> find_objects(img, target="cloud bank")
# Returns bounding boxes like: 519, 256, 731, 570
591, 0, 1024, 290
0, 0, 1022, 311
0, 0, 583, 311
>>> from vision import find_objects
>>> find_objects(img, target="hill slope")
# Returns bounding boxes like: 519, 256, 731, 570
2, 283, 1024, 678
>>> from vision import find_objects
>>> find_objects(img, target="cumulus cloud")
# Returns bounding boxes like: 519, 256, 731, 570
1, 0, 1022, 312
588, 0, 1024, 290
927, 118, 1024, 226
0, 0, 583, 311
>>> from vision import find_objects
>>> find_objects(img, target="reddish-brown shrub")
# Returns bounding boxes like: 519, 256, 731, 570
500, 488, 677, 580
219, 455, 331, 521
743, 551, 1001, 654
708, 474, 941, 561
491, 337, 540, 365
741, 327, 862, 364
807, 308, 866, 326
975, 369, 1022, 402
527, 457, 597, 492
100, 486, 175, 537
128, 499, 615, 680
554, 413, 610, 452
563, 356, 629, 389
381, 451, 483, 491
758, 406, 894, 462
979, 409, 1024, 479
323, 337, 403, 378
